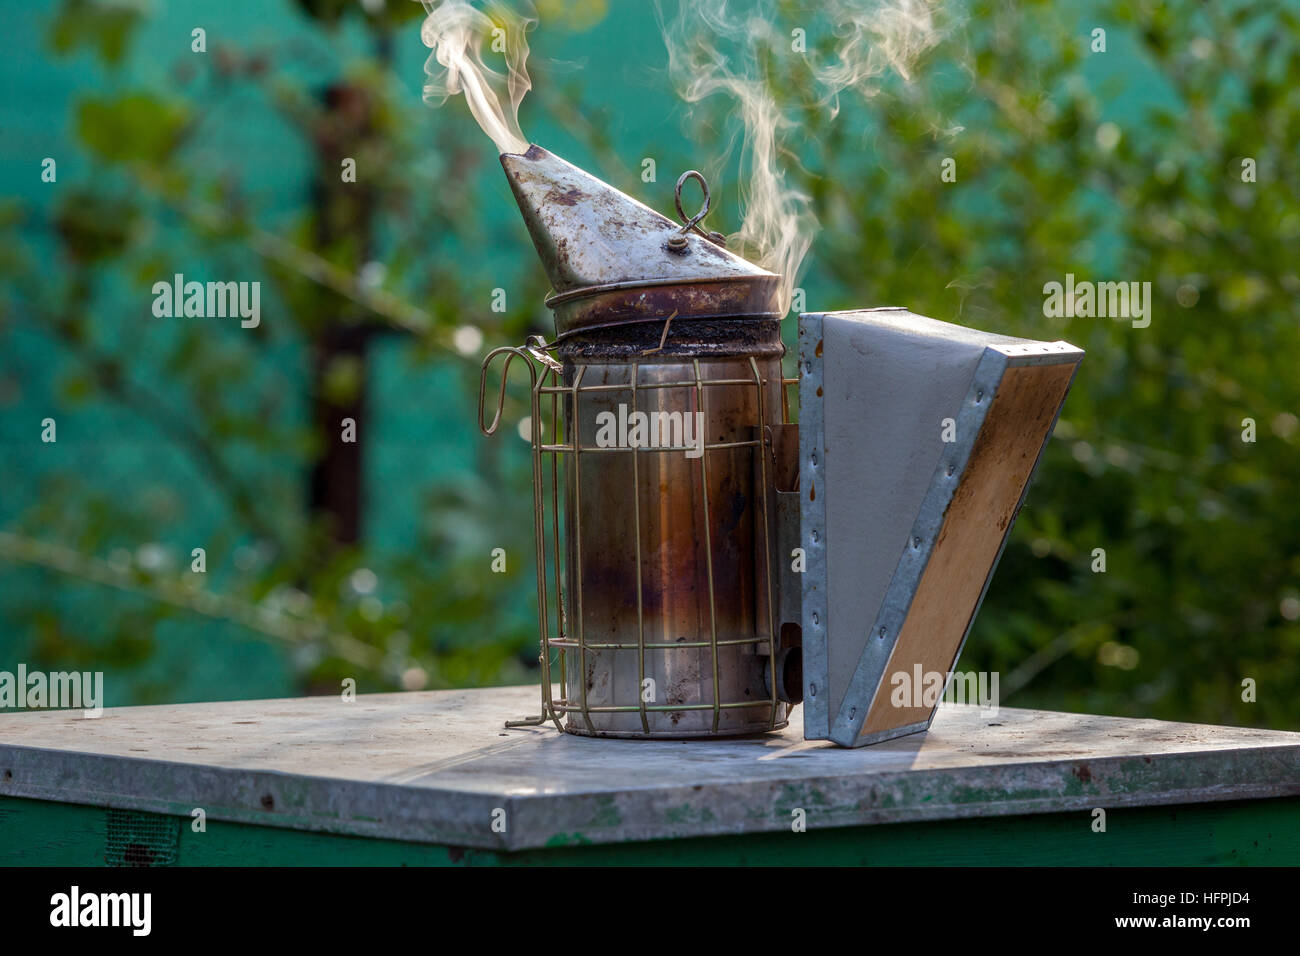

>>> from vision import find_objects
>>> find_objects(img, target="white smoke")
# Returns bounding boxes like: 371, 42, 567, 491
419, 0, 535, 155
659, 0, 947, 312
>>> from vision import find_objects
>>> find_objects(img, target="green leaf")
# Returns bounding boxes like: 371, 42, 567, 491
74, 93, 190, 164
48, 0, 142, 66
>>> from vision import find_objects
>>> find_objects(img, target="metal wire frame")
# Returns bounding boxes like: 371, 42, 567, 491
482, 343, 798, 735
480, 343, 565, 733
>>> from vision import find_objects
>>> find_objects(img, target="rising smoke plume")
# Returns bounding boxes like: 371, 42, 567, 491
418, 0, 947, 313
659, 0, 946, 312
419, 0, 534, 155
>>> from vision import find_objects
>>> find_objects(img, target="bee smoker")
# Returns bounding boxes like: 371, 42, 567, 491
479, 145, 1083, 747
480, 146, 801, 737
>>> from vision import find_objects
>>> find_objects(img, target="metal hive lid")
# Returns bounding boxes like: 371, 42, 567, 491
500, 145, 782, 335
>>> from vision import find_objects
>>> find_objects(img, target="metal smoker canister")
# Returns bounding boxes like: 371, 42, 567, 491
486, 146, 799, 737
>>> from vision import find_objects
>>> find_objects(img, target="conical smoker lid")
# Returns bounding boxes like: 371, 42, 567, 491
500, 145, 782, 335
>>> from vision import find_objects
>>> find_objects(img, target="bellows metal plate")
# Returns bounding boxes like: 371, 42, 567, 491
799, 309, 1082, 747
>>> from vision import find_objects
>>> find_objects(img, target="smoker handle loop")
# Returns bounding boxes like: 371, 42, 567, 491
478, 346, 538, 437
669, 170, 727, 251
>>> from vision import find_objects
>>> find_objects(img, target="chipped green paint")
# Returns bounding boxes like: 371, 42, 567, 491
943, 781, 1066, 806
1060, 764, 1097, 798
774, 783, 831, 816
665, 803, 718, 825
588, 795, 622, 828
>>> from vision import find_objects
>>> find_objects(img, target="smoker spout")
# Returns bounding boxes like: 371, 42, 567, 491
500, 145, 783, 335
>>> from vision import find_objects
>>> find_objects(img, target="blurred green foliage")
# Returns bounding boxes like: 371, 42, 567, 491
0, 0, 1297, 731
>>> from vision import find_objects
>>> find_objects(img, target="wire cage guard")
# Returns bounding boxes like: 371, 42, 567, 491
481, 332, 799, 738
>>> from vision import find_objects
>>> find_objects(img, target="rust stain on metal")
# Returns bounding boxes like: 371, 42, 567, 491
499, 144, 782, 336
487, 142, 796, 739
550, 187, 585, 206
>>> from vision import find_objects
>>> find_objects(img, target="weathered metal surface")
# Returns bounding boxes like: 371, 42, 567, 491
767, 422, 802, 703
500, 145, 782, 333
554, 317, 785, 360
549, 350, 790, 737
798, 312, 831, 737
490, 145, 793, 739
1, 687, 1298, 851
